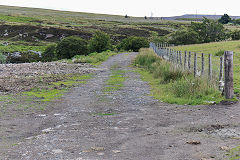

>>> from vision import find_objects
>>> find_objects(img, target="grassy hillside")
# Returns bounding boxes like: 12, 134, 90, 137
0, 5, 190, 54
171, 40, 240, 95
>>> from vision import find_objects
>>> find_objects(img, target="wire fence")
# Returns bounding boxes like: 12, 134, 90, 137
149, 42, 234, 97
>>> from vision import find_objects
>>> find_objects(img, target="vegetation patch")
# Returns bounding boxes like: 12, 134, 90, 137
72, 51, 119, 65
171, 40, 240, 95
103, 66, 126, 92
0, 14, 40, 23
92, 112, 117, 116
134, 48, 223, 105
226, 146, 240, 160
23, 73, 93, 102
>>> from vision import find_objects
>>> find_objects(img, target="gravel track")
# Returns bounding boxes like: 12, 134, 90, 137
1, 52, 240, 160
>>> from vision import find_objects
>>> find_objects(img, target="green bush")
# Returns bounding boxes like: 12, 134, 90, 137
119, 36, 149, 52
169, 29, 199, 45
88, 31, 112, 53
7, 51, 41, 63
42, 44, 57, 62
231, 30, 240, 40
56, 36, 88, 59
0, 53, 6, 64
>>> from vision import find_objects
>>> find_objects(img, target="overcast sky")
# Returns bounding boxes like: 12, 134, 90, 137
0, 0, 238, 17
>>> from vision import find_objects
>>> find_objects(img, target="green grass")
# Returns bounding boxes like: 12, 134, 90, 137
103, 66, 126, 92
92, 112, 117, 116
23, 88, 64, 102
134, 48, 224, 105
0, 43, 47, 53
227, 146, 240, 160
72, 51, 119, 65
171, 40, 240, 95
136, 68, 223, 105
23, 73, 93, 102
0, 14, 39, 23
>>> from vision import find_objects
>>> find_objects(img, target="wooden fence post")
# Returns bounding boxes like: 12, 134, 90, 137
184, 51, 187, 69
224, 51, 234, 99
194, 53, 197, 77
201, 53, 204, 76
176, 51, 179, 64
188, 52, 191, 69
179, 51, 182, 66
219, 56, 223, 90
208, 54, 212, 80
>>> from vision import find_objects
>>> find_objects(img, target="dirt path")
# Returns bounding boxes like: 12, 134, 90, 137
1, 52, 240, 160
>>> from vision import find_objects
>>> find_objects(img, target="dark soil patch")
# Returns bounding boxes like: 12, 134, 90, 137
0, 24, 92, 42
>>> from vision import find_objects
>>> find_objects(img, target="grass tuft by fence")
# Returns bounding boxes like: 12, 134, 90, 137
150, 42, 234, 100
134, 48, 223, 105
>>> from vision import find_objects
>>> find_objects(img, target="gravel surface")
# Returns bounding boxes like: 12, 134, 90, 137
0, 62, 100, 93
1, 52, 240, 160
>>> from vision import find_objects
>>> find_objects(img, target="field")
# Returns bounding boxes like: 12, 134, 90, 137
171, 40, 240, 95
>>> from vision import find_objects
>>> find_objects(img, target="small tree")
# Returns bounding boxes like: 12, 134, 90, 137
88, 31, 112, 53
56, 36, 88, 59
191, 18, 228, 43
218, 14, 232, 24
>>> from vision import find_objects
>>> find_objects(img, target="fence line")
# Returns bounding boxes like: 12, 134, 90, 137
149, 42, 234, 99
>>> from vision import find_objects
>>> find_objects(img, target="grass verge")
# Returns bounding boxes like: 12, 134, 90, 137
171, 40, 240, 95
134, 48, 224, 105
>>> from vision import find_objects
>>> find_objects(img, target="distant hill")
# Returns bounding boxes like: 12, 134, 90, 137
159, 14, 240, 21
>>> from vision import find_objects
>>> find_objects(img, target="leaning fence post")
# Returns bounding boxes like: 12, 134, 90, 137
224, 51, 234, 99
188, 52, 191, 70
194, 53, 197, 77
201, 53, 204, 76
208, 54, 212, 80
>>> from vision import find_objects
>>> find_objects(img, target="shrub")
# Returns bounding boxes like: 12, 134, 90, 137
119, 36, 149, 52
231, 30, 240, 40
42, 44, 57, 62
169, 28, 199, 45
0, 53, 6, 64
56, 36, 88, 59
7, 51, 41, 63
88, 31, 112, 53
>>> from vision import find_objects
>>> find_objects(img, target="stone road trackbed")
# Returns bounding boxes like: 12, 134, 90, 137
2, 52, 240, 160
